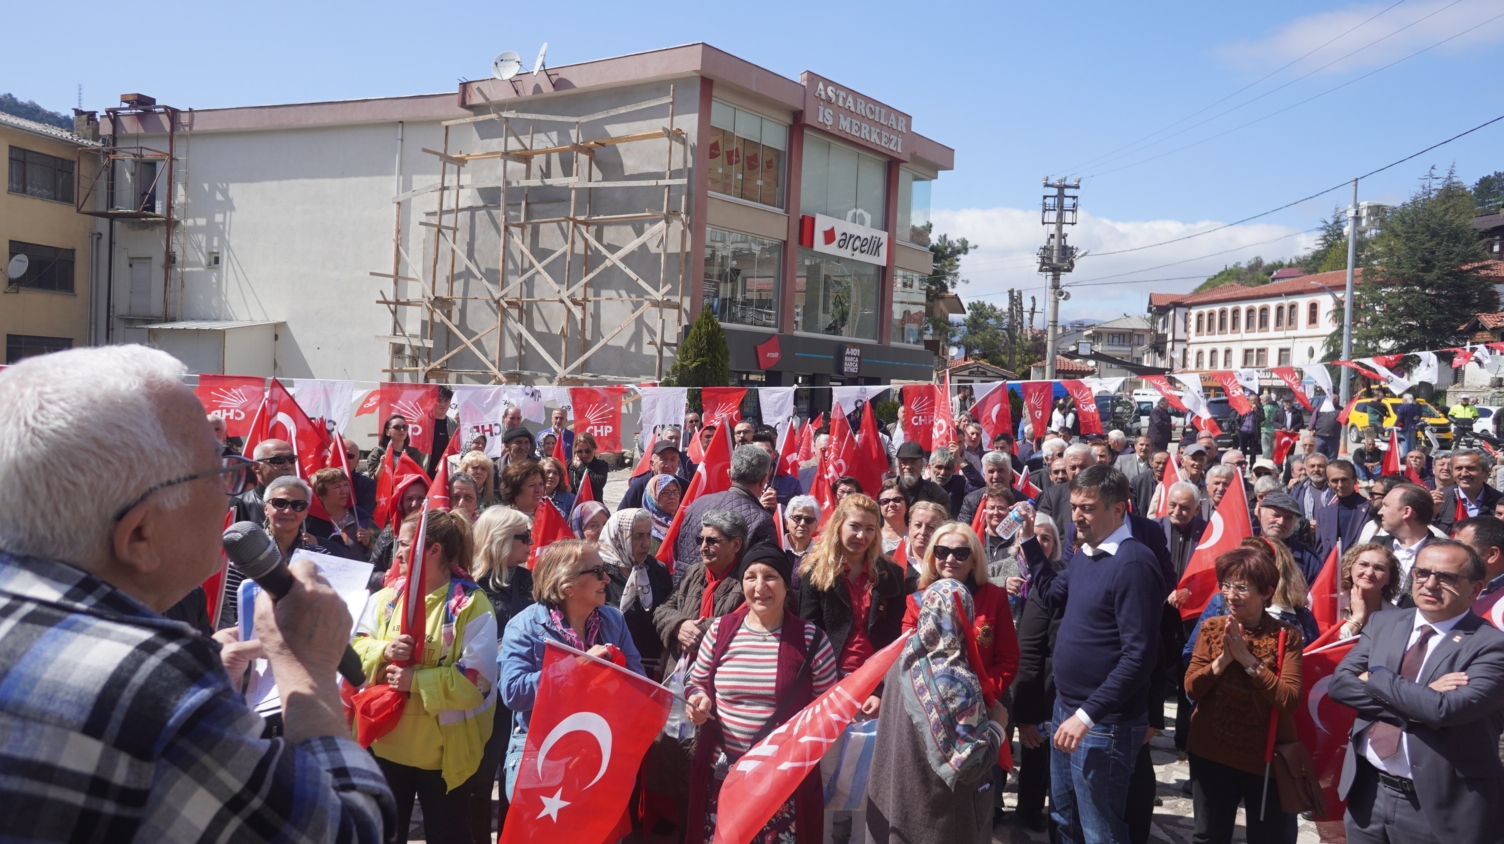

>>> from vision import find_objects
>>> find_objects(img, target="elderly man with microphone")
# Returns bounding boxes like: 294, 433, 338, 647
0, 346, 394, 843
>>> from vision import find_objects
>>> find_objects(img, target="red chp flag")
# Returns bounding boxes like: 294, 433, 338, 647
1021, 381, 1054, 441
1308, 541, 1342, 635
711, 638, 906, 844
528, 499, 573, 568
1211, 372, 1254, 414
826, 405, 858, 485
356, 383, 442, 453
1293, 638, 1359, 824
931, 372, 955, 451
1140, 374, 1189, 413
1062, 380, 1103, 436
971, 383, 1014, 446
575, 472, 595, 506
1270, 367, 1313, 412
500, 641, 673, 844
1177, 471, 1253, 620
570, 386, 626, 453
656, 422, 733, 566
1382, 428, 1402, 476
195, 375, 266, 439
901, 385, 936, 451
700, 387, 747, 429
851, 402, 888, 507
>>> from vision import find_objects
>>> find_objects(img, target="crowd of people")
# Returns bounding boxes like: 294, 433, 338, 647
2, 345, 1503, 844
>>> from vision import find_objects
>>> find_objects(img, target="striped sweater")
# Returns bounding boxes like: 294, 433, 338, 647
685, 618, 838, 755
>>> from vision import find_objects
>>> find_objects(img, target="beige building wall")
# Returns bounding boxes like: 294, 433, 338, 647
1, 120, 95, 362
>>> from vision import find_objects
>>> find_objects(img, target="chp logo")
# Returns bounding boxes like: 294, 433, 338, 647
907, 389, 934, 430
576, 400, 615, 441
391, 398, 428, 442
206, 385, 258, 423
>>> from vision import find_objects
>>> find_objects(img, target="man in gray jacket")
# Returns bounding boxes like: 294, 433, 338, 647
672, 445, 778, 582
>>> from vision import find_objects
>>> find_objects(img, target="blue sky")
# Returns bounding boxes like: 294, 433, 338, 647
7, 0, 1502, 319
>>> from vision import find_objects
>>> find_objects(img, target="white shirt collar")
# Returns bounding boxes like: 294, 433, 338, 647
1415, 607, 1468, 637
1079, 521, 1134, 558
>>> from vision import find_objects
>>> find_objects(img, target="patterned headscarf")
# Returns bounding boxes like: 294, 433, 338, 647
569, 501, 608, 539
599, 509, 656, 612
642, 474, 682, 539
900, 578, 993, 789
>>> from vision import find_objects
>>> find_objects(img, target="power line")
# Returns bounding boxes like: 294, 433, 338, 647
1059, 0, 1412, 176
1066, 227, 1321, 285
1085, 6, 1504, 179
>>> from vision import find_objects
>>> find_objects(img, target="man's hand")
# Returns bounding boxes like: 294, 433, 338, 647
1018, 723, 1045, 749
212, 627, 265, 692
254, 558, 353, 744
1429, 672, 1469, 692
1053, 714, 1090, 753
1431, 488, 1445, 507
384, 634, 415, 664
384, 664, 415, 691
760, 485, 778, 512
676, 620, 701, 653
987, 703, 1009, 731
1167, 588, 1191, 608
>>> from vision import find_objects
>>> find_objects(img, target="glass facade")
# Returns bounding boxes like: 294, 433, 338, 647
896, 169, 931, 245
703, 227, 783, 329
708, 101, 787, 208
799, 134, 887, 229
795, 250, 880, 341
892, 269, 927, 346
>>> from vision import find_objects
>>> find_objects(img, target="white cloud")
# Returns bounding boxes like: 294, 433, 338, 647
1219, 0, 1504, 76
931, 206, 1320, 322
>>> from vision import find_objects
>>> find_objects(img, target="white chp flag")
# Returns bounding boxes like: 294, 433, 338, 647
1413, 351, 1439, 385
758, 387, 796, 432
1299, 365, 1336, 412
1233, 369, 1262, 398
637, 386, 689, 450
1081, 377, 1126, 395
1360, 358, 1412, 395
1170, 373, 1213, 419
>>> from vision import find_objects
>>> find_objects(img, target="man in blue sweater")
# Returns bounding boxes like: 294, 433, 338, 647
1021, 464, 1165, 844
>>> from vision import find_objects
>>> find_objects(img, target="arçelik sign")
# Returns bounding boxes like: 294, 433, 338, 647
800, 214, 890, 267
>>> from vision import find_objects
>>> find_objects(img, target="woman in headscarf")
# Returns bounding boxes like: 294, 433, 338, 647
569, 500, 609, 542
367, 471, 430, 589
867, 579, 1009, 844
598, 508, 673, 676
642, 473, 684, 556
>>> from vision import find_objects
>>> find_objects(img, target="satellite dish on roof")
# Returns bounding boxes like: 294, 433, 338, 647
492, 50, 523, 81
532, 42, 548, 77
6, 254, 28, 281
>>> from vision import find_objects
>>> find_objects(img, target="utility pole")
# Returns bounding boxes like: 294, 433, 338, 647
1038, 178, 1081, 380
1340, 178, 1359, 407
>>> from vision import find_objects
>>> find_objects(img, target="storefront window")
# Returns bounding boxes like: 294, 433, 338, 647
703, 227, 782, 329
896, 170, 932, 245
892, 269, 927, 346
708, 101, 787, 209
795, 249, 880, 341
800, 134, 887, 230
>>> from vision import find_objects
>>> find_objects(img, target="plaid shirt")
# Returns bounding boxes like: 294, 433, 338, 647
0, 552, 395, 843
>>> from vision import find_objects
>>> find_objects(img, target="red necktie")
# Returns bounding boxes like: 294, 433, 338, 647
1368, 624, 1435, 760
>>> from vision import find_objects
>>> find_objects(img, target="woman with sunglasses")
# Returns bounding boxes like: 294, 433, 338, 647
878, 479, 909, 556
469, 506, 534, 842
261, 475, 328, 563
499, 540, 645, 800
365, 414, 425, 478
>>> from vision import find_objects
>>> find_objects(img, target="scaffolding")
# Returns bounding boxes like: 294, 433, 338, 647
376, 86, 690, 385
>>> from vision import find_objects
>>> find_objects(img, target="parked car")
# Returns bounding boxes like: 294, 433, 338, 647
1345, 397, 1453, 447
1094, 395, 1141, 436
1197, 397, 1238, 450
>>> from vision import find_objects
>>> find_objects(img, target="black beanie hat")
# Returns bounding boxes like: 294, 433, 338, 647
737, 541, 793, 587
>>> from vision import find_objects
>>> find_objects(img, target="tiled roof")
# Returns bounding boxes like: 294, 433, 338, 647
1473, 214, 1503, 231
1464, 260, 1504, 280
1052, 356, 1095, 374
1469, 313, 1504, 330
947, 357, 1017, 379
1270, 268, 1307, 280
1150, 268, 1361, 309
0, 111, 98, 146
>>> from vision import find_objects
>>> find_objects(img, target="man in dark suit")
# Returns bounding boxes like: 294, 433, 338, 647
1434, 449, 1503, 535
1330, 539, 1504, 844
1317, 459, 1372, 557
1037, 443, 1096, 524
1148, 398, 1174, 453
1276, 396, 1305, 433
341, 436, 377, 514
1131, 451, 1169, 517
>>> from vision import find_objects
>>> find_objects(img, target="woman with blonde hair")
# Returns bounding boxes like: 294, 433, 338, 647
458, 450, 500, 509
1338, 542, 1400, 639
798, 493, 907, 713
351, 508, 497, 844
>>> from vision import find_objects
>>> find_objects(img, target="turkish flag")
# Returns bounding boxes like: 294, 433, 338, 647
930, 372, 955, 451
1155, 450, 1184, 519
1017, 470, 1041, 502
1270, 367, 1313, 412
1273, 431, 1300, 465
1381, 428, 1402, 476
711, 637, 906, 844
552, 431, 572, 491
1177, 472, 1253, 620
1308, 542, 1342, 635
571, 387, 627, 453
202, 510, 235, 629
373, 446, 397, 529
353, 501, 430, 746
1333, 360, 1382, 381
701, 387, 747, 428
501, 641, 673, 844
1293, 637, 1358, 824
529, 499, 573, 568
356, 384, 441, 453
971, 495, 989, 535
826, 404, 858, 486
900, 385, 935, 451
195, 375, 266, 439
1335, 395, 1364, 427
777, 419, 801, 478
243, 379, 334, 488
971, 382, 1014, 446
1473, 588, 1504, 628
1191, 414, 1223, 437
575, 473, 595, 506
1020, 381, 1054, 441
1062, 380, 1102, 436
1140, 374, 1188, 413
851, 403, 887, 506
1449, 347, 1475, 369
656, 423, 733, 566
1210, 372, 1254, 415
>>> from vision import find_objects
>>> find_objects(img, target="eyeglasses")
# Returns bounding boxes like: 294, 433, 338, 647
934, 545, 973, 562
268, 498, 310, 513
878, 497, 906, 507
513, 531, 533, 544
787, 514, 815, 525
388, 424, 408, 431
112, 455, 256, 521
345, 452, 359, 462
1411, 566, 1465, 588
1218, 582, 1253, 596
577, 566, 610, 581
697, 535, 723, 547
259, 454, 296, 467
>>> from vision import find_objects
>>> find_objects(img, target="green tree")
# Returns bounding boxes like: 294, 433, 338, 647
1191, 255, 1296, 293
1327, 168, 1495, 358
925, 228, 974, 340
1299, 208, 1366, 274
954, 301, 1008, 363
0, 94, 71, 130
1475, 170, 1504, 212
664, 306, 730, 388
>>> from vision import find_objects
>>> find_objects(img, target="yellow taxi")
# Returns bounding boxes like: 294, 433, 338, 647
1345, 397, 1452, 445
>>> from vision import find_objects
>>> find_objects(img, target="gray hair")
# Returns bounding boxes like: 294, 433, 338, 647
1108, 430, 1127, 447
786, 495, 820, 520
928, 449, 958, 469
982, 450, 1009, 468
1033, 513, 1063, 563
660, 425, 681, 438
1064, 443, 1094, 463
729, 444, 773, 485
1041, 438, 1068, 458
1220, 449, 1245, 466
0, 346, 195, 564
1432, 449, 1453, 461
266, 475, 312, 500
448, 472, 480, 495
1207, 465, 1236, 482
700, 509, 748, 544
1168, 481, 1202, 501
1253, 476, 1282, 497
1451, 447, 1495, 470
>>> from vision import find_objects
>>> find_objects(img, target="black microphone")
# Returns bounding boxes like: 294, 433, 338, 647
222, 521, 367, 687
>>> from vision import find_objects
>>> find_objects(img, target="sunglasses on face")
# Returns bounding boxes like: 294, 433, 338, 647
513, 531, 533, 544
1411, 566, 1464, 588
934, 545, 972, 562
260, 455, 296, 467
388, 424, 408, 432
576, 566, 610, 581
788, 514, 815, 525
878, 497, 906, 507
698, 535, 723, 547
268, 498, 309, 512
